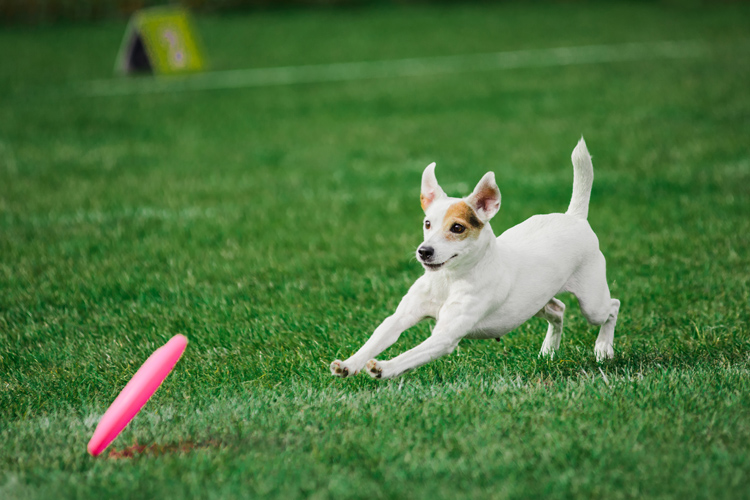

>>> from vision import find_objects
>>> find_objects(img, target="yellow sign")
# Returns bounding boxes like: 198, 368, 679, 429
116, 6, 206, 76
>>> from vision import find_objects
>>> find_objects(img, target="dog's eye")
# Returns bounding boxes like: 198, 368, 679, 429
424, 221, 431, 230
450, 223, 465, 234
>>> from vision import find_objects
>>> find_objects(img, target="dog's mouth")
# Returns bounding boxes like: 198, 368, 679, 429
422, 254, 458, 271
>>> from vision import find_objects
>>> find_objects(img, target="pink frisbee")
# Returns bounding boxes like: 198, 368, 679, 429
88, 334, 188, 456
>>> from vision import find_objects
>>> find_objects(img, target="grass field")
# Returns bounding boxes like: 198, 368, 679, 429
2, 2, 750, 498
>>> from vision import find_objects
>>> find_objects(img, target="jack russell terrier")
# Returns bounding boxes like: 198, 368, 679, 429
330, 138, 620, 379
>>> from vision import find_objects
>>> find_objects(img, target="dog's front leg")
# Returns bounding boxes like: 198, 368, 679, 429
365, 305, 477, 380
330, 277, 433, 378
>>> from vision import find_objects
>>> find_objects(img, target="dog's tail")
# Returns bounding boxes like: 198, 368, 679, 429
566, 137, 594, 220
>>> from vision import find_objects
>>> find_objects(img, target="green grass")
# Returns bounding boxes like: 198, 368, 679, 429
1, 2, 750, 498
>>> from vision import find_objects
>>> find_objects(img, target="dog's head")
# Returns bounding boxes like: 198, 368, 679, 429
417, 162, 501, 272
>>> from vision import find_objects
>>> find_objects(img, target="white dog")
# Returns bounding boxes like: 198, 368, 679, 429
330, 138, 620, 380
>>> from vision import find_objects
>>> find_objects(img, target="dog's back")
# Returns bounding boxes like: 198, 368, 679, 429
499, 212, 599, 265
493, 213, 599, 318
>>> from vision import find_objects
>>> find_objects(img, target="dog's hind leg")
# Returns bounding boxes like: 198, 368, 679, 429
592, 298, 620, 361
569, 252, 620, 362
537, 297, 565, 359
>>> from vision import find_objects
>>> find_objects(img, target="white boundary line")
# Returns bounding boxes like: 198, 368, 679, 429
2, 206, 221, 228
83, 40, 712, 96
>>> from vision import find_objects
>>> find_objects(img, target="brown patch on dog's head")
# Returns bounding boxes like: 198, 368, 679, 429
442, 201, 484, 240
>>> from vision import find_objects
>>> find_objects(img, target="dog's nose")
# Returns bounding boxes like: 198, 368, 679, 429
418, 246, 434, 261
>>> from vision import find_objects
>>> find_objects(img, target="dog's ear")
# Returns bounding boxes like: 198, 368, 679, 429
466, 172, 501, 222
421, 162, 446, 212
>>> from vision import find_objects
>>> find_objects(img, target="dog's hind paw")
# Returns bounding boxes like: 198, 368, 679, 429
366, 359, 383, 379
330, 360, 351, 378
594, 342, 614, 362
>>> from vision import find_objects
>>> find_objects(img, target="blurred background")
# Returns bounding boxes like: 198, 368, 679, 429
2, 0, 747, 23
1, 1, 749, 497
2, 0, 409, 24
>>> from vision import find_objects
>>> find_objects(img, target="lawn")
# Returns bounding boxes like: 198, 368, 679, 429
1, 2, 749, 498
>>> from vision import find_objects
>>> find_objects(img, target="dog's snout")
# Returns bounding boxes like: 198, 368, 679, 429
418, 246, 435, 261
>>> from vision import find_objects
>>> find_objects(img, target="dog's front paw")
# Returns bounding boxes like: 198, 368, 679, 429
330, 360, 353, 378
538, 342, 557, 360
365, 359, 384, 379
594, 342, 614, 362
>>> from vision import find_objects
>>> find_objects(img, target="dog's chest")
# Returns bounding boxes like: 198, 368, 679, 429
455, 292, 539, 340
465, 313, 519, 339
429, 287, 521, 340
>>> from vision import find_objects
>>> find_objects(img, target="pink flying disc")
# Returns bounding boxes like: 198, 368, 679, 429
87, 334, 188, 456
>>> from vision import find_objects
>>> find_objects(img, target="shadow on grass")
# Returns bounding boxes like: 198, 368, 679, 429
107, 439, 224, 459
